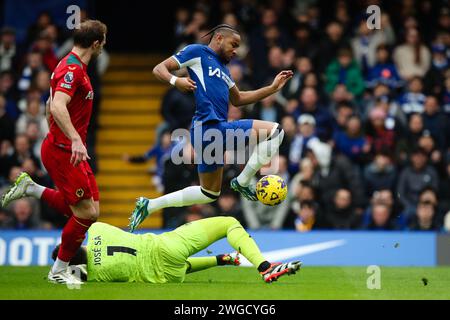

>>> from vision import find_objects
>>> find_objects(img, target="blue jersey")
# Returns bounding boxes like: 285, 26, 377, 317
172, 44, 235, 123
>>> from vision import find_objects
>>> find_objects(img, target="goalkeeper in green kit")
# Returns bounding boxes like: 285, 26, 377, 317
51, 216, 301, 284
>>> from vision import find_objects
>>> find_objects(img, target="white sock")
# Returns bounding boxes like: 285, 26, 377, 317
237, 126, 284, 187
25, 183, 45, 199
148, 186, 218, 212
51, 258, 69, 274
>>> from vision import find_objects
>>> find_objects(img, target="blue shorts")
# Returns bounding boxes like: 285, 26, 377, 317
190, 119, 254, 173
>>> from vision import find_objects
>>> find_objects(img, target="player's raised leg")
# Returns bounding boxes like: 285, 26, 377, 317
231, 120, 285, 200
129, 168, 223, 232
167, 216, 301, 282
1, 172, 73, 217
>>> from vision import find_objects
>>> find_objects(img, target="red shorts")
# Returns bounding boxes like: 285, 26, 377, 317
41, 137, 99, 206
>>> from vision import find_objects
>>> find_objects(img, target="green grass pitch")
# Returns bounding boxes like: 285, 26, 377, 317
1, 266, 449, 300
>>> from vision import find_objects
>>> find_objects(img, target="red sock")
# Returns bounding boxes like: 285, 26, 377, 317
58, 216, 94, 262
42, 188, 73, 217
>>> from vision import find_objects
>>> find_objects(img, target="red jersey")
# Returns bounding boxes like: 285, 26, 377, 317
47, 51, 94, 150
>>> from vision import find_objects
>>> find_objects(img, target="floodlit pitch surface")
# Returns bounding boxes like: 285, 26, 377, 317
1, 266, 449, 299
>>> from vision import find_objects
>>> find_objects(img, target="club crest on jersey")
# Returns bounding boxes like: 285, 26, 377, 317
64, 71, 74, 83
85, 91, 94, 100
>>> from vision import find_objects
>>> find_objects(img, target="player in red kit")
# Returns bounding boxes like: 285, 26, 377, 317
1, 20, 107, 284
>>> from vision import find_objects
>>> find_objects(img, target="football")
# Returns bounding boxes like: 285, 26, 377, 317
255, 175, 288, 206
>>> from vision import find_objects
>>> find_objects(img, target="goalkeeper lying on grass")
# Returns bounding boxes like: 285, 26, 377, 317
51, 216, 301, 284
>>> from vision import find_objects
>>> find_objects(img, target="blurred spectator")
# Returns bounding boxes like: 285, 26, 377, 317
173, 7, 190, 48
277, 56, 313, 106
350, 17, 394, 76
290, 157, 315, 197
323, 189, 361, 229
333, 114, 370, 164
249, 7, 291, 86
292, 23, 319, 63
17, 51, 45, 95
317, 21, 347, 73
417, 133, 442, 172
25, 11, 53, 47
160, 86, 195, 131
332, 101, 354, 131
1, 198, 47, 230
424, 44, 447, 97
33, 69, 51, 103
289, 114, 318, 174
444, 211, 450, 233
408, 199, 441, 231
363, 203, 398, 230
0, 27, 18, 73
365, 107, 396, 156
422, 95, 448, 151
295, 87, 334, 141
31, 31, 58, 73
393, 28, 431, 80
293, 200, 321, 232
285, 173, 318, 230
222, 13, 249, 61
398, 76, 426, 117
397, 147, 439, 216
0, 70, 20, 119
24, 121, 45, 161
306, 139, 366, 212
440, 159, 450, 215
363, 150, 397, 196
325, 47, 365, 99
213, 191, 244, 223
250, 94, 284, 123
366, 44, 403, 89
396, 113, 424, 163
15, 98, 48, 136
444, 73, 450, 118
0, 94, 15, 143
278, 115, 296, 158
0, 134, 40, 180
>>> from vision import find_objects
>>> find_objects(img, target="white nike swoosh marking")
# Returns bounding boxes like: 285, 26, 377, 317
240, 239, 347, 266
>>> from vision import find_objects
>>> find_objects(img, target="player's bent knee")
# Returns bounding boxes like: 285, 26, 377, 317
72, 200, 98, 221
221, 216, 242, 233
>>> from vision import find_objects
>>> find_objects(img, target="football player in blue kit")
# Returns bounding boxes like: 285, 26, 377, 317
129, 24, 292, 232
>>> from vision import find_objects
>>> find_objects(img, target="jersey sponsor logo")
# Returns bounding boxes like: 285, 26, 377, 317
208, 66, 233, 87
76, 188, 84, 198
85, 91, 94, 100
60, 83, 72, 89
208, 66, 221, 77
64, 71, 74, 83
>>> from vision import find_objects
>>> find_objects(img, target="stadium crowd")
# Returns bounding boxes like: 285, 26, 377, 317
143, 0, 450, 231
1, 0, 449, 233
0, 9, 109, 229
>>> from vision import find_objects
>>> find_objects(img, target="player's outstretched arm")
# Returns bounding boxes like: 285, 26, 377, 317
153, 57, 197, 93
50, 91, 90, 166
229, 70, 293, 106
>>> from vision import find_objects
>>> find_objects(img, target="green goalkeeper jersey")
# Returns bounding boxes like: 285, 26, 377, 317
86, 222, 167, 283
